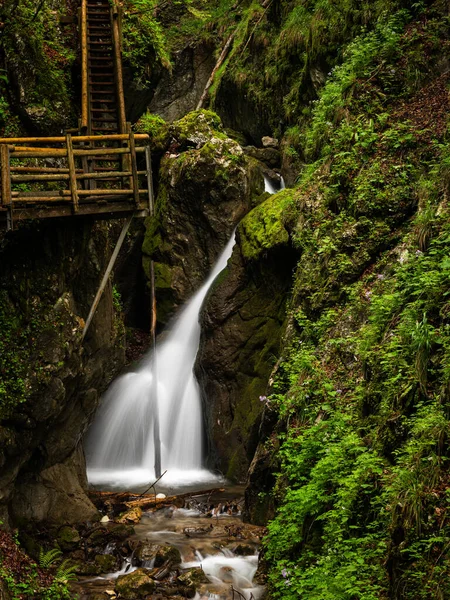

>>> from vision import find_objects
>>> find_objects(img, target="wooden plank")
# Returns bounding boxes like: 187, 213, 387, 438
145, 144, 155, 215
66, 133, 79, 213
127, 125, 140, 208
111, 6, 126, 133
3, 204, 148, 222
81, 0, 89, 131
10, 167, 82, 174
1, 145, 11, 208
13, 188, 147, 198
81, 214, 133, 341
10, 147, 144, 159
11, 173, 70, 182
0, 134, 149, 143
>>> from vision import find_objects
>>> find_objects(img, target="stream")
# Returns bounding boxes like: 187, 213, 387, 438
73, 487, 266, 600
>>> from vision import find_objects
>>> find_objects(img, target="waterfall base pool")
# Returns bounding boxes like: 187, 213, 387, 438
87, 467, 224, 494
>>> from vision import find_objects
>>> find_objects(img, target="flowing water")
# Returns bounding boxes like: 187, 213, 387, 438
73, 488, 266, 600
82, 177, 286, 598
85, 234, 236, 492
263, 174, 285, 194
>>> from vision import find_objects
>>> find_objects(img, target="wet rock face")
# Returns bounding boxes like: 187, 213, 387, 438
0, 220, 125, 526
125, 43, 215, 124
196, 237, 297, 481
142, 110, 263, 326
149, 45, 216, 122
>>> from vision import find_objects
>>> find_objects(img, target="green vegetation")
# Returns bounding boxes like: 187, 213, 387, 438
242, 3, 450, 598
0, 527, 77, 599
0, 0, 76, 133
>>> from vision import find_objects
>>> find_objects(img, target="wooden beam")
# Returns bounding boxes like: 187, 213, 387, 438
0, 204, 148, 223
66, 133, 79, 213
0, 134, 149, 144
81, 0, 89, 131
145, 144, 155, 215
1, 145, 11, 207
81, 214, 133, 342
111, 4, 126, 133
128, 125, 140, 208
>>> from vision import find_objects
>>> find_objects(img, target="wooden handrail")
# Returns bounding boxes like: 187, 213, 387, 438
81, 0, 89, 132
111, 0, 126, 133
0, 134, 149, 144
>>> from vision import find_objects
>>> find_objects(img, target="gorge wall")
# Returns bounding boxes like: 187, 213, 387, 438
0, 221, 125, 526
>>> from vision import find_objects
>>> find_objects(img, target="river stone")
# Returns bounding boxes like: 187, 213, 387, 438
134, 542, 181, 567
115, 568, 155, 599
95, 553, 118, 572
261, 136, 279, 148
243, 146, 281, 168
178, 566, 209, 587
117, 507, 142, 524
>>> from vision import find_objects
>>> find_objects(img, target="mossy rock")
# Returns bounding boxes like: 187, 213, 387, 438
57, 525, 80, 551
94, 553, 118, 572
170, 110, 225, 147
155, 544, 181, 566
178, 566, 209, 587
117, 507, 142, 524
115, 568, 155, 599
238, 189, 293, 260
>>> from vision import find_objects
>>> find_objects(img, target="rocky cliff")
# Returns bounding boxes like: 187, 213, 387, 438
0, 220, 125, 526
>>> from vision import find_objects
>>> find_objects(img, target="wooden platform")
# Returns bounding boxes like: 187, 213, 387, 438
0, 131, 153, 230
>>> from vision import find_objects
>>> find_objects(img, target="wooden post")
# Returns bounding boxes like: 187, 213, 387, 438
80, 0, 89, 133
81, 215, 133, 342
66, 134, 79, 213
1, 144, 12, 230
111, 1, 126, 134
145, 144, 154, 215
127, 124, 140, 208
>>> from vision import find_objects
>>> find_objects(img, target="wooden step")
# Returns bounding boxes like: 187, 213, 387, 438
91, 108, 117, 113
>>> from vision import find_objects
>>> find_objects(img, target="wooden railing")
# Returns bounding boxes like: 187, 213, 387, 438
0, 131, 152, 229
80, 0, 88, 132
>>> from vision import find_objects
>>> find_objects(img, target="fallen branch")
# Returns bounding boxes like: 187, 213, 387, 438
196, 33, 235, 110
89, 487, 226, 513
139, 469, 167, 497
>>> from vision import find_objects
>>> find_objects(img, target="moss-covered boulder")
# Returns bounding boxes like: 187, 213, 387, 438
196, 200, 298, 480
134, 542, 181, 567
115, 568, 155, 599
57, 526, 80, 551
142, 110, 263, 326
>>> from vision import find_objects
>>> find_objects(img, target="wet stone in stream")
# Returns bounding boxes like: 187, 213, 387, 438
72, 495, 266, 600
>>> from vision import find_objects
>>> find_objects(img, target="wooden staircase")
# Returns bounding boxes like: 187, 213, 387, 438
0, 0, 152, 230
80, 0, 126, 136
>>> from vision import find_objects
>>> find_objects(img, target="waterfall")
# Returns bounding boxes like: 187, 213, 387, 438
85, 234, 236, 490
264, 173, 285, 194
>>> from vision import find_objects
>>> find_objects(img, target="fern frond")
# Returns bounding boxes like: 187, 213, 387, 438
55, 559, 79, 583
39, 547, 62, 568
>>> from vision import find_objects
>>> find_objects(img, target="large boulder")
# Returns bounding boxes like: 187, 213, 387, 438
142, 110, 263, 325
115, 568, 155, 599
196, 190, 298, 480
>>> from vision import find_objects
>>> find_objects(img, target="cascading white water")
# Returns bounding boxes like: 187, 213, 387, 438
263, 173, 285, 193
86, 234, 236, 490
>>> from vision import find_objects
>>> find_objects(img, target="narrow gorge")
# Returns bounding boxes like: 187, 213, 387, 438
1, 1, 450, 599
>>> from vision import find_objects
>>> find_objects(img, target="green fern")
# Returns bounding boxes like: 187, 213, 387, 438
54, 559, 78, 584
39, 547, 62, 568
